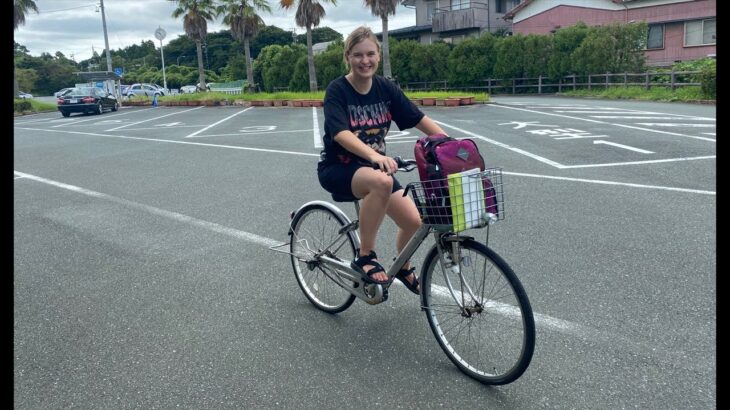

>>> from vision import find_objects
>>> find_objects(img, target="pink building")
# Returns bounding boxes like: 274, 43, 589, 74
503, 0, 716, 67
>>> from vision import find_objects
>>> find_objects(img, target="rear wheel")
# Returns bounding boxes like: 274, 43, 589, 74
290, 204, 357, 313
96, 102, 103, 115
60, 110, 70, 117
421, 238, 535, 385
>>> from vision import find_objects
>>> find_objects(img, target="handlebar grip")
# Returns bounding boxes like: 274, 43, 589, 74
370, 156, 417, 171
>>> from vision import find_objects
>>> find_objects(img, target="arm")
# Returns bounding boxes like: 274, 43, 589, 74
333, 131, 398, 174
414, 115, 447, 137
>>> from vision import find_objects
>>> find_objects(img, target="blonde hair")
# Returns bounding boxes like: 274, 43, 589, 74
343, 26, 380, 66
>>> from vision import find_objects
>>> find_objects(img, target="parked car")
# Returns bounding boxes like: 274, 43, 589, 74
18, 91, 33, 99
150, 83, 170, 95
120, 85, 130, 95
53, 88, 74, 98
57, 87, 118, 117
126, 83, 165, 97
179, 85, 197, 94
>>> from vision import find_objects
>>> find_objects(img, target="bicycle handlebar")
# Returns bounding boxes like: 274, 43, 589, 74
370, 156, 417, 173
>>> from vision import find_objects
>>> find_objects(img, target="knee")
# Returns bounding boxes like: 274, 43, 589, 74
369, 173, 393, 196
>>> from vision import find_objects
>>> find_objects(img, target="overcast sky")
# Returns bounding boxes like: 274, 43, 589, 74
14, 0, 417, 63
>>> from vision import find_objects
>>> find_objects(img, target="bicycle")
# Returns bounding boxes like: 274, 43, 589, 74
270, 156, 535, 385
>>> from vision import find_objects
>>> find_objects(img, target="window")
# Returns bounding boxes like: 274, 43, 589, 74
685, 18, 716, 46
427, 1, 435, 23
450, 0, 470, 10
496, 0, 518, 13
647, 24, 664, 49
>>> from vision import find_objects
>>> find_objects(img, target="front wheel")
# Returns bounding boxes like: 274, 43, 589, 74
289, 203, 357, 314
421, 238, 535, 385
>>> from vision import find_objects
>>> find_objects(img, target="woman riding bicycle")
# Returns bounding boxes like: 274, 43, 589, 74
317, 26, 447, 294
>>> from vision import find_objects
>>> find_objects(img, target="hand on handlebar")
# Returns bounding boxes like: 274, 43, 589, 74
370, 156, 417, 174
370, 154, 398, 175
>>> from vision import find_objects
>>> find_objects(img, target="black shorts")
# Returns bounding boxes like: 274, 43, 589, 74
318, 162, 403, 201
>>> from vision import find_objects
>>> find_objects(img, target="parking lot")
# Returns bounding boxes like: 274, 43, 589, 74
14, 96, 715, 409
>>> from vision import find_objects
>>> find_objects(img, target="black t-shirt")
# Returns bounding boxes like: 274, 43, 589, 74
318, 75, 424, 168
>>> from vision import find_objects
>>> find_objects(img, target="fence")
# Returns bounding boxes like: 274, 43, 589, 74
402, 70, 703, 95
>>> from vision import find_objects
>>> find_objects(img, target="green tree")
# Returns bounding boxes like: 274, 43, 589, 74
363, 0, 399, 79
409, 41, 450, 83
522, 33, 552, 78
493, 34, 525, 80
570, 22, 647, 75
251, 26, 295, 58
218, 0, 272, 92
548, 21, 589, 80
294, 26, 342, 44
280, 0, 337, 91
389, 39, 419, 84
14, 0, 39, 97
447, 33, 496, 86
170, 0, 218, 91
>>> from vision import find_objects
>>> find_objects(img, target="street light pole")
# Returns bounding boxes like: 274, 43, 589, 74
155, 26, 168, 91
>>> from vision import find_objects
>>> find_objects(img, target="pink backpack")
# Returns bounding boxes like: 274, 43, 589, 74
413, 133, 498, 227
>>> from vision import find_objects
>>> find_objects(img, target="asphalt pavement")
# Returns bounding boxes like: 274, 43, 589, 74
14, 96, 716, 409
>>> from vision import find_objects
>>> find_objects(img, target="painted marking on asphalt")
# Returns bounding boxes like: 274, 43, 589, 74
156, 122, 183, 127
313, 107, 322, 149
15, 125, 714, 184
15, 127, 320, 158
504, 171, 714, 195
635, 123, 716, 128
9, 170, 597, 338
190, 128, 314, 139
491, 104, 716, 142
106, 106, 204, 131
52, 109, 139, 128
594, 140, 654, 154
590, 116, 715, 120
434, 120, 565, 168
184, 107, 253, 138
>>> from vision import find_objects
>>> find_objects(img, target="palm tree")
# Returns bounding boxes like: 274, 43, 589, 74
170, 0, 218, 92
14, 0, 39, 98
280, 0, 337, 92
218, 0, 271, 93
364, 0, 399, 80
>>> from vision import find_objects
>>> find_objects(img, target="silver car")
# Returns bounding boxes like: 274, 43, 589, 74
126, 83, 165, 97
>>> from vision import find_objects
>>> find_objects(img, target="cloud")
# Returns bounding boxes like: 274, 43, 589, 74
14, 0, 416, 62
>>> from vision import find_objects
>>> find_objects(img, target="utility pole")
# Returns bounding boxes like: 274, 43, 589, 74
99, 0, 113, 73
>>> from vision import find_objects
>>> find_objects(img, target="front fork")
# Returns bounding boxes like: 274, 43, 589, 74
434, 234, 483, 317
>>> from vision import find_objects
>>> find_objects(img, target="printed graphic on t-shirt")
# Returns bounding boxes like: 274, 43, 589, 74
348, 101, 392, 128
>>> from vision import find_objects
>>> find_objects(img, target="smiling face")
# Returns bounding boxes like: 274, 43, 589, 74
346, 38, 380, 81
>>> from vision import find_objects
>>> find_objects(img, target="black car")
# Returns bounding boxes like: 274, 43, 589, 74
57, 87, 118, 117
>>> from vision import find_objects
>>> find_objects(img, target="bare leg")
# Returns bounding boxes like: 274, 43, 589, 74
351, 167, 393, 282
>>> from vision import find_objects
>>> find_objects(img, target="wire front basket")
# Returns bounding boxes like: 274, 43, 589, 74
407, 167, 504, 233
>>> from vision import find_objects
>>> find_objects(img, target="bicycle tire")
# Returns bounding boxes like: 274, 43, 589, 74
290, 203, 357, 314
421, 238, 535, 385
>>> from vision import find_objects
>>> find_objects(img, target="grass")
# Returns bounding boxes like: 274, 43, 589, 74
13, 98, 58, 115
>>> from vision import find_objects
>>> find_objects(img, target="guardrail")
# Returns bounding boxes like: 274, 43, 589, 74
402, 70, 705, 95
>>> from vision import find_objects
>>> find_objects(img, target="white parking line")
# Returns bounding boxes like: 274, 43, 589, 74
106, 106, 204, 131
184, 107, 253, 138
594, 140, 654, 154
51, 109, 141, 128
492, 104, 716, 142
15, 125, 714, 192
313, 107, 322, 149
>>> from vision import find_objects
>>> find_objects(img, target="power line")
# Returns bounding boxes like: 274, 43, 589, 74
40, 3, 97, 14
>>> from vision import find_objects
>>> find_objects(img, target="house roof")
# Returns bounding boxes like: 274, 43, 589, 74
379, 24, 433, 37
504, 0, 633, 20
